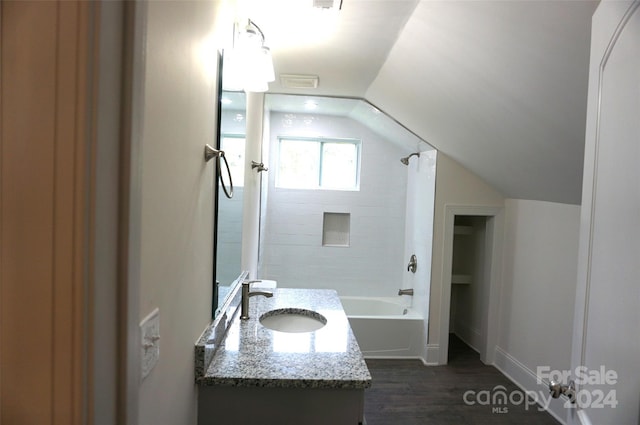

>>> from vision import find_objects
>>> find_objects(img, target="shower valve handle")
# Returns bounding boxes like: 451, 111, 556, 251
407, 254, 417, 273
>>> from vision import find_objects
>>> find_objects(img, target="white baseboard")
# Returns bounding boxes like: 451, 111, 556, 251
425, 344, 440, 365
493, 346, 569, 424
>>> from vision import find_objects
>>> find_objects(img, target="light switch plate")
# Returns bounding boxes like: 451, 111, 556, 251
140, 308, 160, 380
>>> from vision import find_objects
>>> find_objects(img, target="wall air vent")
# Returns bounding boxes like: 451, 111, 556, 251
280, 74, 319, 89
313, 0, 343, 9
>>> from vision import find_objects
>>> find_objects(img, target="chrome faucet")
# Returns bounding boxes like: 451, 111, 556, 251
398, 288, 414, 296
240, 280, 273, 320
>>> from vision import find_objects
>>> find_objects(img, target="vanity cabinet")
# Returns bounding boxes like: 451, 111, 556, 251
195, 288, 371, 425
198, 386, 365, 425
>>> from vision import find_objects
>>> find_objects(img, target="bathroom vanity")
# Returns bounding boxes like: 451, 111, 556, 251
195, 287, 371, 425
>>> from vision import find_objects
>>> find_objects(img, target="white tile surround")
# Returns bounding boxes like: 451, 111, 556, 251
260, 112, 412, 297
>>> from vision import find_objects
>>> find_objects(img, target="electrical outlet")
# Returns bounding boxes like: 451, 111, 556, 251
140, 308, 160, 380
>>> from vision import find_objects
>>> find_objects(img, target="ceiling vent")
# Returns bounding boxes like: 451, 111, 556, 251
313, 0, 343, 10
280, 74, 320, 89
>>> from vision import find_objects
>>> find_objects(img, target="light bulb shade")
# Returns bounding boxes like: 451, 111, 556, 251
221, 49, 244, 91
243, 78, 269, 93
228, 20, 275, 92
239, 46, 273, 92
259, 46, 275, 83
236, 27, 262, 50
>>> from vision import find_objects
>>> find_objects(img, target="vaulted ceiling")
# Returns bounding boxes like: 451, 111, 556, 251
240, 0, 599, 204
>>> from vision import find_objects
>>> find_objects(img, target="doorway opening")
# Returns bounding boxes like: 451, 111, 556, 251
438, 206, 503, 365
448, 215, 489, 362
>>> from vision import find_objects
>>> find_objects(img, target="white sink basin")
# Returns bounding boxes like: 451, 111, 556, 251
259, 309, 327, 333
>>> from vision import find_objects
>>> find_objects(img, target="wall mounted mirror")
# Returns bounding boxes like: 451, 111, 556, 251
213, 89, 247, 317
212, 47, 249, 318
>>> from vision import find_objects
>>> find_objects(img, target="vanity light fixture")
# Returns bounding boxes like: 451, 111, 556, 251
229, 19, 275, 93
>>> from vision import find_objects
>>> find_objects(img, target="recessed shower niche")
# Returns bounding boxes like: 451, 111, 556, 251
323, 212, 350, 247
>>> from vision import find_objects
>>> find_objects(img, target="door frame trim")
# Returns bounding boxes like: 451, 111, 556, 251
118, 1, 147, 423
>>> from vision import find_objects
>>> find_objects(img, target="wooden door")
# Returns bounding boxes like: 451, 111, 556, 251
569, 1, 640, 424
1, 1, 96, 424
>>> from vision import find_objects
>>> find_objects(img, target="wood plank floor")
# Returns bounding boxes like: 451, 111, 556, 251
363, 335, 561, 425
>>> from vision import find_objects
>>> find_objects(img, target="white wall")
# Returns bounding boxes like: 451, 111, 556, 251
134, 1, 227, 424
428, 155, 580, 421
494, 198, 580, 420
428, 153, 504, 362
260, 112, 408, 296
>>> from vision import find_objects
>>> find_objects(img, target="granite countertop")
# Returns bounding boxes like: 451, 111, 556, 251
198, 288, 372, 390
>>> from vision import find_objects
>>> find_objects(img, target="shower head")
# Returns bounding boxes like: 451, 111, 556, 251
400, 152, 420, 165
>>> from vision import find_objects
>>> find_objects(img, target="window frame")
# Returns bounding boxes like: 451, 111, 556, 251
276, 136, 361, 191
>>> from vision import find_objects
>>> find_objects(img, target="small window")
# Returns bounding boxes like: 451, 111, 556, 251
220, 135, 245, 187
276, 137, 360, 190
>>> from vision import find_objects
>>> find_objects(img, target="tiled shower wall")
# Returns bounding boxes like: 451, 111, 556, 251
259, 112, 409, 296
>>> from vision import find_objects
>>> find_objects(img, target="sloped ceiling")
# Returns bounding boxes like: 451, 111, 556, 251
366, 0, 598, 204
242, 0, 420, 96
242, 0, 599, 204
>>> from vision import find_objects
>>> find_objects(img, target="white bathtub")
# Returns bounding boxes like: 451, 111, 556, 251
340, 296, 426, 360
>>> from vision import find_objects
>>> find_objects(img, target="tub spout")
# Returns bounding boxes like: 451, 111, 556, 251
398, 288, 414, 296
